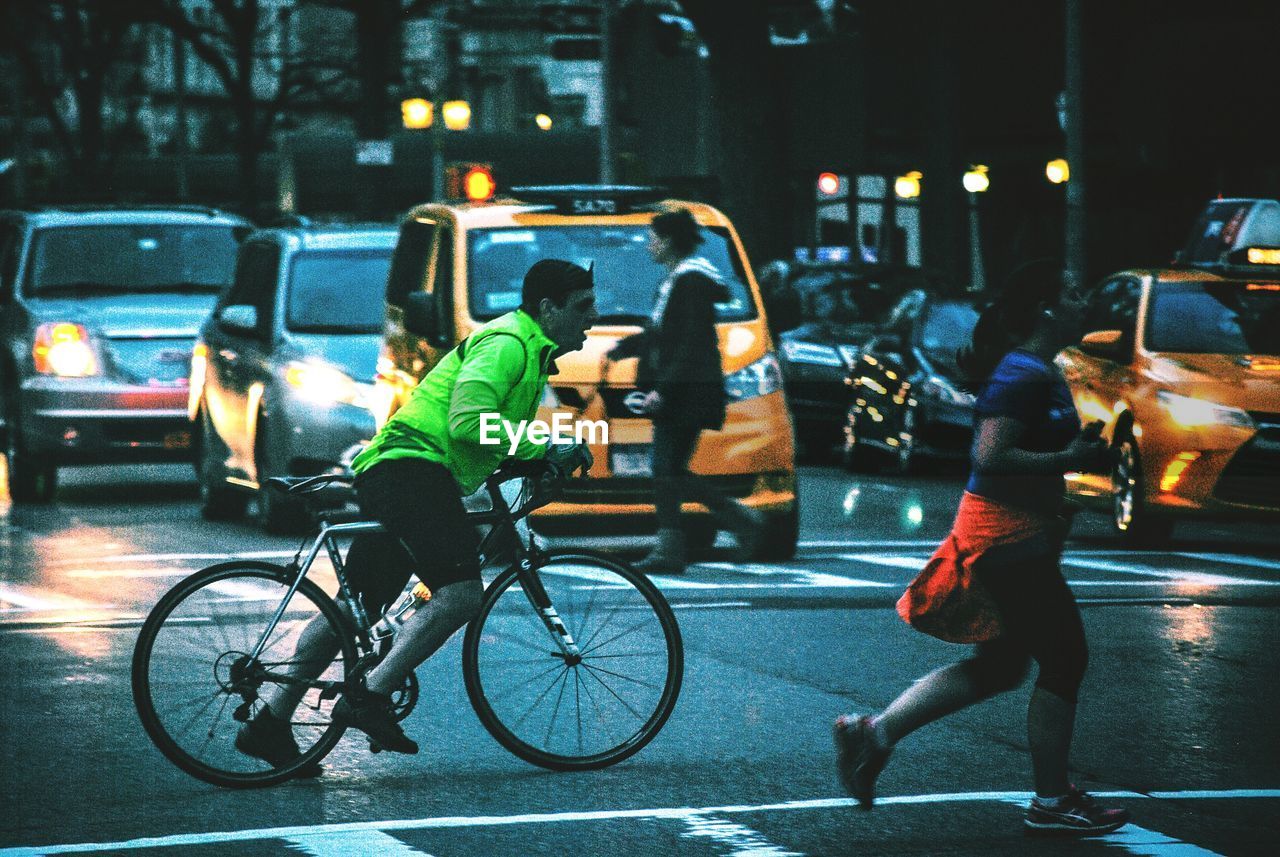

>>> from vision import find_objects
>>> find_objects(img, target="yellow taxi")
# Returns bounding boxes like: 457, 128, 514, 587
1057, 265, 1280, 544
371, 186, 798, 558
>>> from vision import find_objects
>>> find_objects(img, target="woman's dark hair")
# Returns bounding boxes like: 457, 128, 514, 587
957, 258, 1067, 391
651, 208, 703, 257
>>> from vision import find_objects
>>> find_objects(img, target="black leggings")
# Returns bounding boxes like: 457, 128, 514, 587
962, 553, 1089, 704
651, 418, 739, 531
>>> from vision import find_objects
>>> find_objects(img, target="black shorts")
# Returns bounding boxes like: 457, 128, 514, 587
344, 458, 481, 615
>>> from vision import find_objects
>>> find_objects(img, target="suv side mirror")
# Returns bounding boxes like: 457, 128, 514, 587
403, 292, 439, 342
219, 304, 258, 335
1078, 329, 1125, 361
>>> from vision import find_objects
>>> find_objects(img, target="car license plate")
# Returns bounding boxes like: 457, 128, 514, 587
611, 446, 652, 477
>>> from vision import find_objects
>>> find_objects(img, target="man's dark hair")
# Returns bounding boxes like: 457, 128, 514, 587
520, 259, 594, 315
957, 258, 1067, 391
651, 208, 703, 258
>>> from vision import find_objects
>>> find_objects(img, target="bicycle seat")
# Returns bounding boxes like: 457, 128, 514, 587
266, 474, 351, 496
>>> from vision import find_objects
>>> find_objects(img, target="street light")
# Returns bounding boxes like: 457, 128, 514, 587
963, 165, 989, 291
962, 165, 989, 194
401, 98, 433, 130
442, 100, 471, 131
1046, 158, 1070, 184
894, 171, 922, 199
535, 113, 553, 131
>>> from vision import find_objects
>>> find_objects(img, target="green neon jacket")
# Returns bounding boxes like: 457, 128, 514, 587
352, 309, 557, 494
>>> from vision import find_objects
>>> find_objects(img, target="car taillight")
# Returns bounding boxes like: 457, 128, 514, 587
32, 322, 98, 377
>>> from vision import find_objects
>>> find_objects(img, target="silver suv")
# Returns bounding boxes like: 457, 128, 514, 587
1, 206, 249, 502
192, 222, 395, 531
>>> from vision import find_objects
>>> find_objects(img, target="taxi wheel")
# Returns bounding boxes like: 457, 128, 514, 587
683, 519, 719, 558
1112, 435, 1174, 546
197, 409, 247, 522
755, 503, 799, 562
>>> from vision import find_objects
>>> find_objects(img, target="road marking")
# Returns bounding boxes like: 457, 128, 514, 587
63, 568, 198, 579
800, 539, 941, 549
3, 788, 1275, 855
697, 562, 894, 588
48, 550, 295, 566
680, 814, 801, 856
283, 830, 434, 856
1181, 552, 1280, 572
1061, 557, 1279, 587
1095, 822, 1222, 856
0, 583, 112, 611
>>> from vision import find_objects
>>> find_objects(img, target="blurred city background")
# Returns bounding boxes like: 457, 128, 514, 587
2, 0, 1275, 288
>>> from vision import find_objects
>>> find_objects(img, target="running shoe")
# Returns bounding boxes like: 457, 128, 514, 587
234, 708, 323, 777
1024, 787, 1130, 835
833, 714, 890, 809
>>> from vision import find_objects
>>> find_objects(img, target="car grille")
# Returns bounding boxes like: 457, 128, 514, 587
106, 337, 193, 386
1214, 417, 1280, 509
560, 475, 757, 505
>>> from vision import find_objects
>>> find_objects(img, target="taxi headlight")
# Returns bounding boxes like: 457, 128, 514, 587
725, 353, 783, 402
781, 339, 842, 367
1156, 390, 1254, 429
284, 361, 372, 408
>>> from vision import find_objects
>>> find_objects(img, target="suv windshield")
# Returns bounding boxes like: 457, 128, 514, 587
919, 301, 979, 363
25, 225, 240, 296
466, 225, 756, 322
286, 250, 391, 333
1147, 281, 1280, 355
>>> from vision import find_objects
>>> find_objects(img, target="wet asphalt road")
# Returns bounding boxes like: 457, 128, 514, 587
1, 462, 1278, 856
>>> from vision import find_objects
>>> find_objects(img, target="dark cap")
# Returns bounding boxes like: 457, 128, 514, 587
521, 259, 594, 314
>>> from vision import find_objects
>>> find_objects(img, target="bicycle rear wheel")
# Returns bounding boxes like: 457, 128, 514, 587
462, 551, 683, 771
131, 561, 356, 788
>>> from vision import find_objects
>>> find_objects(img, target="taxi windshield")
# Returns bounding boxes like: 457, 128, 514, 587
466, 225, 756, 322
1146, 281, 1280, 355
25, 225, 240, 296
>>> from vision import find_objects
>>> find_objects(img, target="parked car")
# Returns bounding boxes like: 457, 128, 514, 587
375, 185, 798, 559
773, 264, 895, 455
1058, 265, 1280, 544
191, 222, 395, 531
1175, 197, 1280, 270
842, 289, 980, 473
0, 205, 249, 502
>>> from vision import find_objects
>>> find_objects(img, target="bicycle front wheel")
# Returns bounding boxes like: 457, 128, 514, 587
131, 561, 356, 788
462, 551, 683, 770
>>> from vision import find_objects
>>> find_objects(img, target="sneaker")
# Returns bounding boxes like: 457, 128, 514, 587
234, 709, 323, 778
333, 691, 419, 754
1024, 787, 1130, 836
833, 714, 891, 809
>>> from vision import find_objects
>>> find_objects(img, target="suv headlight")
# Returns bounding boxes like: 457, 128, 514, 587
1156, 390, 1254, 429
781, 339, 842, 367
725, 353, 783, 402
920, 374, 974, 407
33, 322, 98, 377
284, 361, 372, 408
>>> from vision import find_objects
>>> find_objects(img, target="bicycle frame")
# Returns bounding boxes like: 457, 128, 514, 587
244, 473, 584, 670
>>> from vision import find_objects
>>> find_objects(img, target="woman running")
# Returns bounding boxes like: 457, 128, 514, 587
832, 260, 1131, 836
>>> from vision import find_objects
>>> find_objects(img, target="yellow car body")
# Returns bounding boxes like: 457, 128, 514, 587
372, 189, 798, 557
1058, 268, 1280, 542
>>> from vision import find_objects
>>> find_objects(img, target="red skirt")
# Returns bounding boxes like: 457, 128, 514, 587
896, 492, 1058, 643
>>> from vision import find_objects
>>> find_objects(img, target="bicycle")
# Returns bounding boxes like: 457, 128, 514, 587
131, 460, 684, 788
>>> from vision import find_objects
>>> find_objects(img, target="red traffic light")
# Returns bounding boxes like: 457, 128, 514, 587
817, 172, 841, 196
464, 165, 496, 202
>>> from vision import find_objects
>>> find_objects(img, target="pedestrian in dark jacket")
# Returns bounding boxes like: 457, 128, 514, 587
610, 208, 761, 573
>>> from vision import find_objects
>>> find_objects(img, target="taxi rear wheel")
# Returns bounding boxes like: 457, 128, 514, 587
1112, 434, 1174, 546
755, 502, 799, 562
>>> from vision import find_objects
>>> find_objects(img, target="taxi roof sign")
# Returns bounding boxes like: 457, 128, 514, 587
507, 185, 667, 215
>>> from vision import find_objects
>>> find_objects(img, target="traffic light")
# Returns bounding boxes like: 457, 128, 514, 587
817, 172, 841, 197
446, 163, 496, 202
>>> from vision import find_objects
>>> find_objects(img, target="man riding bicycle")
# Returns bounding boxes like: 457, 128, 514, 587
236, 259, 597, 770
